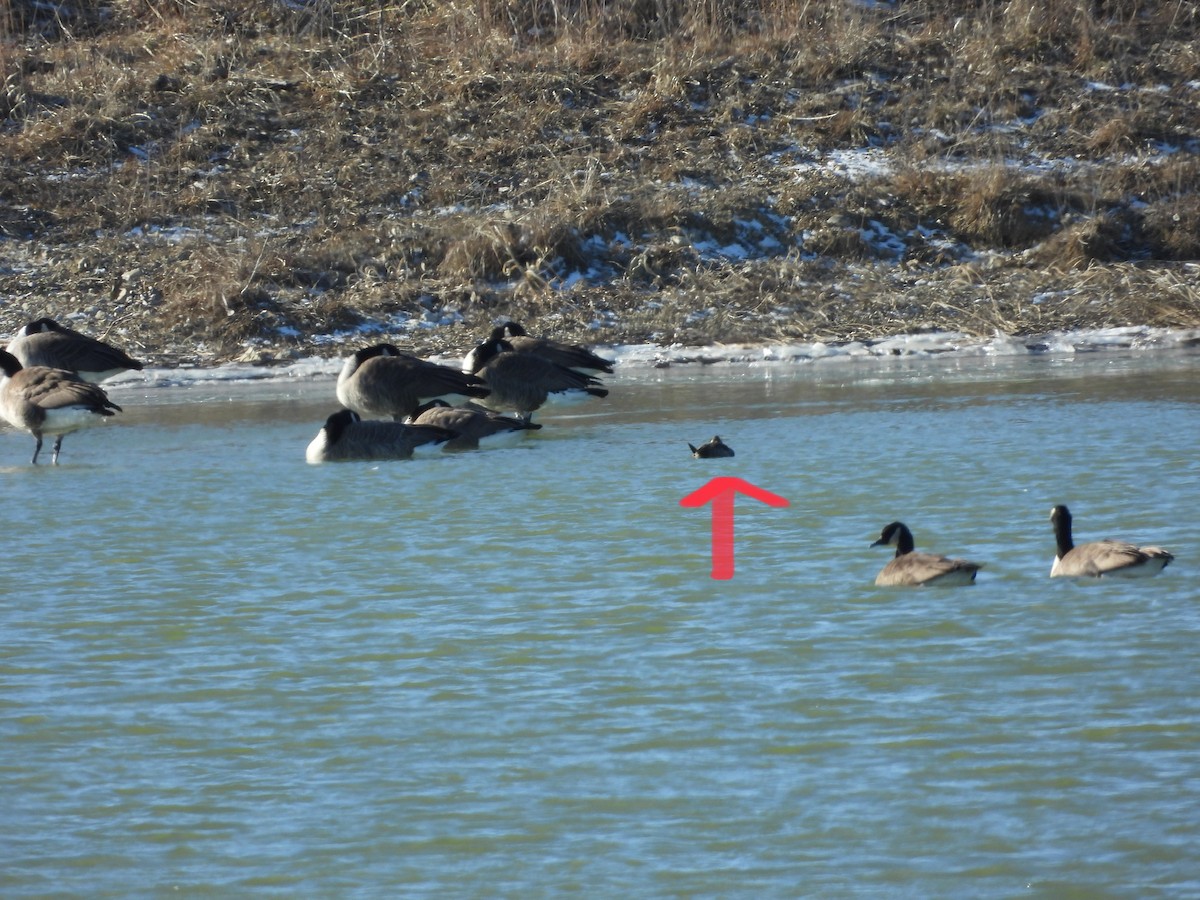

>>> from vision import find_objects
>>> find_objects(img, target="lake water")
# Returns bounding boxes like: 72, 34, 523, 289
2, 348, 1197, 898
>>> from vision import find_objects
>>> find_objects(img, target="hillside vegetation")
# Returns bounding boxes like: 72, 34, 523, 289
2, 0, 1198, 366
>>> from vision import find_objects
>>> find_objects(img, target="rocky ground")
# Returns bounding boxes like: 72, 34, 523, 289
2, 1, 1198, 368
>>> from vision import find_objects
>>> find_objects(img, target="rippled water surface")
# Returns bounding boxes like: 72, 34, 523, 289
2, 350, 1198, 897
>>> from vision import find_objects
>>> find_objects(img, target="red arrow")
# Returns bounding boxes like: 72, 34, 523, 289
680, 477, 790, 579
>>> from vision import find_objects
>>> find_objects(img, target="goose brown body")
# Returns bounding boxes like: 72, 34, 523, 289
407, 399, 540, 450
465, 321, 614, 374
466, 337, 608, 422
6, 317, 143, 382
0, 348, 121, 464
871, 521, 983, 587
1049, 505, 1173, 578
337, 344, 490, 421
306, 409, 455, 463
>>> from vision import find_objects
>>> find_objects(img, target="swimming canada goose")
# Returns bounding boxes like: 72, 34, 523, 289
336, 343, 490, 421
0, 348, 122, 464
466, 337, 608, 423
871, 521, 983, 587
689, 435, 734, 458
6, 317, 144, 382
463, 321, 615, 374
305, 409, 456, 463
406, 399, 541, 451
1049, 504, 1174, 578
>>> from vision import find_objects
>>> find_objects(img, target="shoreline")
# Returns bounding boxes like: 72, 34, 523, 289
104, 325, 1200, 390
5, 6, 1197, 384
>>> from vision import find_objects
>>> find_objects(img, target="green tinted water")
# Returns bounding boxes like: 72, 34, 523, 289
2, 352, 1197, 897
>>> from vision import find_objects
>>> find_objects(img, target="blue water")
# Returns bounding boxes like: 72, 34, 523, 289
2, 350, 1197, 897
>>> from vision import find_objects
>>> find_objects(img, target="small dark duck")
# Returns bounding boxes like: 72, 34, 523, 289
689, 435, 734, 458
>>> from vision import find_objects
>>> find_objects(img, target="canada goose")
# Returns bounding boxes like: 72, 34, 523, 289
336, 343, 490, 421
466, 337, 608, 423
871, 521, 983, 587
6, 317, 144, 382
305, 409, 456, 463
407, 399, 541, 451
1049, 504, 1174, 578
463, 321, 615, 374
0, 348, 122, 464
689, 435, 734, 458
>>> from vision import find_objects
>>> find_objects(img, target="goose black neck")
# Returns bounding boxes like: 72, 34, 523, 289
0, 349, 22, 376
1051, 506, 1075, 557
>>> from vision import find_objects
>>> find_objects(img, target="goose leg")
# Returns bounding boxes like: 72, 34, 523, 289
52, 435, 64, 465
31, 435, 43, 465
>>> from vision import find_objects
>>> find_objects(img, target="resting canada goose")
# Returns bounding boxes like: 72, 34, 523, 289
689, 435, 734, 458
0, 348, 122, 464
406, 399, 541, 451
871, 521, 983, 587
466, 337, 608, 423
6, 317, 144, 382
1049, 504, 1174, 578
305, 409, 456, 463
336, 343, 490, 421
463, 321, 615, 374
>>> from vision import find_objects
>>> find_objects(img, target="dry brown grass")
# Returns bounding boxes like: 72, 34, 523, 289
1, 0, 1198, 363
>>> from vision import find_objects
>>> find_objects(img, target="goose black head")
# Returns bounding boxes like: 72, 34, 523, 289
411, 398, 452, 417
872, 521, 915, 555
470, 337, 514, 369
355, 343, 403, 363
323, 408, 361, 442
0, 348, 23, 376
20, 317, 65, 336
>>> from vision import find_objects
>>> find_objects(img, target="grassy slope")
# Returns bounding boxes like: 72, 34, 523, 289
1, 0, 1198, 365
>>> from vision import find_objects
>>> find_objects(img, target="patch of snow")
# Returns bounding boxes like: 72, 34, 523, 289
105, 325, 1198, 389
859, 219, 906, 258
124, 224, 209, 243
789, 147, 895, 181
